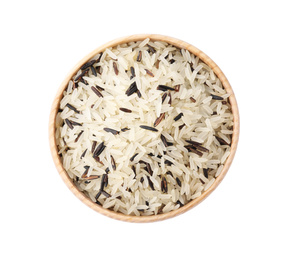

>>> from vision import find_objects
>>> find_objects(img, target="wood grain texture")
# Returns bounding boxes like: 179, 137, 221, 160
49, 34, 240, 223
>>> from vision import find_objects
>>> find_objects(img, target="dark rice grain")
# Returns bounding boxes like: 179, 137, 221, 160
189, 62, 194, 72
166, 171, 173, 177
161, 92, 167, 103
103, 128, 120, 135
190, 97, 196, 103
168, 92, 172, 105
69, 120, 82, 126
160, 134, 168, 147
161, 177, 168, 193
66, 103, 80, 113
75, 130, 84, 142
147, 44, 156, 54
95, 85, 105, 91
155, 60, 160, 69
145, 69, 154, 77
136, 89, 142, 98
203, 168, 209, 179
194, 145, 209, 153
74, 69, 88, 82
80, 60, 96, 70
132, 165, 136, 179
91, 141, 97, 153
97, 66, 102, 75
185, 140, 202, 146
81, 166, 90, 178
100, 174, 108, 190
147, 176, 155, 190
125, 82, 138, 96
93, 142, 106, 157
93, 156, 100, 162
157, 85, 175, 91
113, 62, 119, 75
137, 51, 142, 62
84, 175, 100, 180
121, 127, 130, 132
111, 155, 116, 170
187, 146, 203, 157
81, 78, 88, 85
130, 66, 135, 78
153, 113, 165, 127
215, 136, 230, 145
185, 140, 209, 152
101, 190, 111, 198
173, 113, 184, 121
96, 53, 103, 63
90, 66, 97, 76
164, 160, 173, 166
211, 94, 224, 100
176, 177, 182, 187
146, 163, 153, 176
65, 119, 74, 130
119, 107, 132, 113
179, 123, 185, 130
176, 200, 184, 207
80, 149, 87, 159
91, 86, 103, 98
139, 125, 158, 132
95, 191, 102, 200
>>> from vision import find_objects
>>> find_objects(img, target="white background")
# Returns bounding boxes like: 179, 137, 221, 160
1, 1, 296, 259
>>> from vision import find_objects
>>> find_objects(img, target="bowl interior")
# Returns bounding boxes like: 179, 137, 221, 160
49, 34, 239, 222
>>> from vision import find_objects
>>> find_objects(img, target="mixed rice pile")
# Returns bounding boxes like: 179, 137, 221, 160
56, 39, 233, 216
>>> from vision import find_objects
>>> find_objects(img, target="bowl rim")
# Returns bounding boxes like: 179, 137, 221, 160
49, 34, 240, 223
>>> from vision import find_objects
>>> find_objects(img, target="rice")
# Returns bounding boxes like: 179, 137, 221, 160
55, 38, 234, 216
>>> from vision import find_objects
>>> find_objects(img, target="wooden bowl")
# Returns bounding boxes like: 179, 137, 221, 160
49, 34, 240, 222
